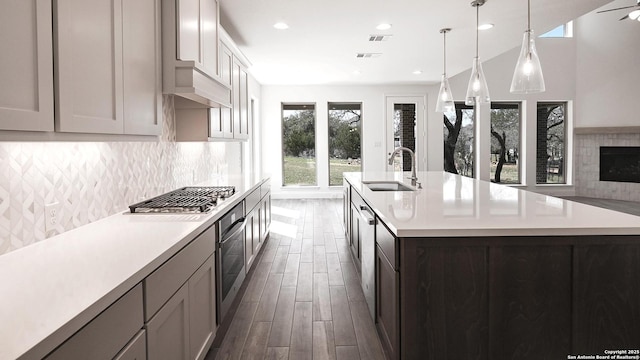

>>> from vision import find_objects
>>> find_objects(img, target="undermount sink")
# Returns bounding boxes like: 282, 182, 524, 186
362, 181, 415, 192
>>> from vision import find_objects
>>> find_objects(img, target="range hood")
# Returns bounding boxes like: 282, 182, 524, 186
161, 0, 231, 109
164, 60, 232, 109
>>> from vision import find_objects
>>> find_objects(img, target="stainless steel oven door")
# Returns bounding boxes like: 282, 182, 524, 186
217, 212, 247, 322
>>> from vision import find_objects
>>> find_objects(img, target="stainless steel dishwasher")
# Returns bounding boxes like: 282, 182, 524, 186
357, 203, 376, 320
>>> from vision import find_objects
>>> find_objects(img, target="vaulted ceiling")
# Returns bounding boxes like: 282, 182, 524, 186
219, 0, 614, 85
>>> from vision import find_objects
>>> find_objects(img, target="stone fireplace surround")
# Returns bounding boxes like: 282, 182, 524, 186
575, 128, 640, 202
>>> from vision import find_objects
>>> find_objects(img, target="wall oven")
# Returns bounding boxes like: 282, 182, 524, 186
216, 201, 246, 322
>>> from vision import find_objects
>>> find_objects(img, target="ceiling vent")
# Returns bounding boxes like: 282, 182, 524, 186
369, 34, 392, 42
356, 53, 382, 58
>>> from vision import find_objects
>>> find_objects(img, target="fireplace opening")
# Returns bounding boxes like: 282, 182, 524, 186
600, 147, 640, 183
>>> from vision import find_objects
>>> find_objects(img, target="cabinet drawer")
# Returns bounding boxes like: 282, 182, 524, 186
46, 284, 143, 360
113, 329, 146, 360
245, 188, 260, 213
376, 221, 397, 270
260, 179, 271, 199
144, 224, 216, 321
351, 189, 365, 210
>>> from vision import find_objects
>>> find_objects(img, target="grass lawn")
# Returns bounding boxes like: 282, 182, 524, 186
283, 156, 361, 186
490, 163, 519, 184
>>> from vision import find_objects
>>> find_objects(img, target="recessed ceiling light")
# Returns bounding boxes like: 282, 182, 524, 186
376, 23, 392, 30
353, 70, 362, 75
273, 22, 289, 30
478, 23, 494, 30
413, 70, 423, 75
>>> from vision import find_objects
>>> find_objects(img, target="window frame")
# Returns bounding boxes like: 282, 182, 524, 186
327, 102, 363, 187
281, 102, 318, 187
489, 102, 523, 185
536, 101, 568, 185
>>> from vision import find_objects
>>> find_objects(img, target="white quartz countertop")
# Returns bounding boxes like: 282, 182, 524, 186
0, 175, 267, 360
344, 171, 640, 238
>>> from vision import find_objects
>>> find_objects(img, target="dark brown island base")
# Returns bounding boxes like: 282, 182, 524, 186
344, 171, 640, 360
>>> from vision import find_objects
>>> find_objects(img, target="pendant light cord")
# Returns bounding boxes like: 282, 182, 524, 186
527, 0, 531, 31
443, 31, 447, 74
475, 4, 479, 58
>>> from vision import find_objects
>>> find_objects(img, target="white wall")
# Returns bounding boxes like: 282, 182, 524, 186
575, 2, 640, 128
260, 85, 432, 197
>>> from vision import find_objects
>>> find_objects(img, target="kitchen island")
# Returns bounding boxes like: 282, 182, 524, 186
343, 171, 640, 360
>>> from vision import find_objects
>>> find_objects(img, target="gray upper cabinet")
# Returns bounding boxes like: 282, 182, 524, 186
55, 0, 161, 135
0, 0, 54, 132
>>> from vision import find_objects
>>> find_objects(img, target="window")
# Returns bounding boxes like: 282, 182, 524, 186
536, 102, 567, 184
328, 103, 361, 186
282, 104, 316, 186
540, 21, 573, 38
443, 103, 475, 178
490, 103, 521, 184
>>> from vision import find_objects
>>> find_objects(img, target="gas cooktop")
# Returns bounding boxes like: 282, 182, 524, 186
128, 186, 236, 213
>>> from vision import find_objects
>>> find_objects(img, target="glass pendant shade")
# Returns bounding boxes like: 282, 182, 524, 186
465, 57, 490, 105
436, 74, 455, 112
510, 30, 545, 93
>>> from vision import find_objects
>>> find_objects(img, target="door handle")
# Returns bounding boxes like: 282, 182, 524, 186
359, 205, 376, 225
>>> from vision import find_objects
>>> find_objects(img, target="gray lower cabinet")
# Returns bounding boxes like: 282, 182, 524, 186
45, 284, 144, 360
144, 224, 217, 360
146, 283, 190, 360
188, 256, 216, 360
375, 220, 399, 360
350, 203, 362, 271
114, 330, 147, 360
245, 205, 258, 272
146, 256, 215, 360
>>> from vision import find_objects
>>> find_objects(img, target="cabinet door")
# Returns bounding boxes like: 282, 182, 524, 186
245, 209, 256, 272
232, 60, 241, 138
200, 0, 218, 75
237, 68, 249, 139
113, 330, 146, 360
219, 42, 233, 86
254, 206, 261, 253
189, 256, 216, 360
376, 246, 399, 360
350, 203, 361, 271
0, 0, 54, 131
343, 185, 350, 238
123, 0, 161, 135
55, 0, 124, 134
147, 283, 190, 360
177, 0, 200, 63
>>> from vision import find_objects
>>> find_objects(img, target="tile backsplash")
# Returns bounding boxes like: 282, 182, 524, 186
574, 132, 640, 202
0, 95, 241, 255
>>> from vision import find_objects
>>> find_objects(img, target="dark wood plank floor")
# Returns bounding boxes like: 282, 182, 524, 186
207, 199, 386, 360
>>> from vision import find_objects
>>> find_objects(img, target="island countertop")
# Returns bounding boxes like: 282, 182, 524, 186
343, 171, 640, 238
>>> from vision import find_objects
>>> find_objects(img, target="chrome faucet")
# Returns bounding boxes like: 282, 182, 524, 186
388, 147, 420, 188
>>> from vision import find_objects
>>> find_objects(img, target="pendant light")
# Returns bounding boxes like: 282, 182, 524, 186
510, 0, 545, 93
435, 28, 454, 113
465, 0, 490, 106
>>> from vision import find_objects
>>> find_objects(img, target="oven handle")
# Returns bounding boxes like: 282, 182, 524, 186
219, 217, 248, 248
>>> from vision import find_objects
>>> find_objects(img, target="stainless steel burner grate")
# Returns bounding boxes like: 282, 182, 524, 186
129, 186, 236, 213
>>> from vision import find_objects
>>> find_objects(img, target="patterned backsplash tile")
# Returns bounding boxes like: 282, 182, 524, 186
0, 95, 241, 255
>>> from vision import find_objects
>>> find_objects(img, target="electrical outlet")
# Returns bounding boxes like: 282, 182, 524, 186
44, 202, 61, 233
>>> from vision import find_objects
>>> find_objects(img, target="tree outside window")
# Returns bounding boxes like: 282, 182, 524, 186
536, 102, 566, 184
328, 103, 361, 186
282, 104, 316, 186
490, 103, 521, 184
444, 104, 475, 178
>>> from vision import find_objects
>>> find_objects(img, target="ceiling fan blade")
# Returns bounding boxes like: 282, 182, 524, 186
597, 5, 636, 13
619, 14, 630, 20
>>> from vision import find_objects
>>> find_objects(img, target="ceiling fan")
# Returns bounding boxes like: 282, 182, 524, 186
597, 0, 640, 21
